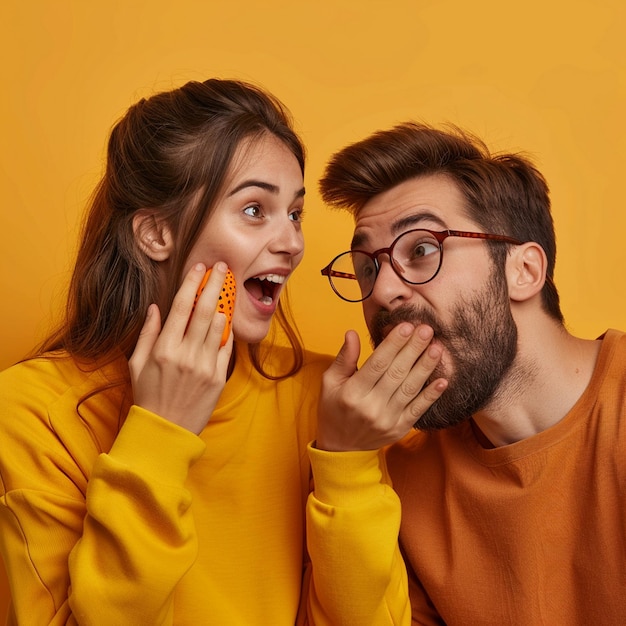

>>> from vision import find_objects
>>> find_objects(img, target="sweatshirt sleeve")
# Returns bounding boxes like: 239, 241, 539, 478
305, 444, 411, 626
67, 406, 205, 624
0, 399, 205, 626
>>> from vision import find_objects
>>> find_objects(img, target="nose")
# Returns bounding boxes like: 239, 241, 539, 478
269, 217, 304, 258
368, 256, 414, 309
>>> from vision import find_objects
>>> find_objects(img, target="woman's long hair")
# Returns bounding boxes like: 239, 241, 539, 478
38, 79, 306, 378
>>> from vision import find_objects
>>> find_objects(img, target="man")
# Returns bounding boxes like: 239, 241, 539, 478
305, 123, 625, 625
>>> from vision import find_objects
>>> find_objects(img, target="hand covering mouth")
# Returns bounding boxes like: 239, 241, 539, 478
244, 273, 286, 305
370, 304, 443, 348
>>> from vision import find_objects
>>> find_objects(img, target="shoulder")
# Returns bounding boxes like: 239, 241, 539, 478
257, 344, 334, 380
1, 352, 125, 398
301, 349, 335, 372
383, 431, 431, 494
268, 347, 333, 404
595, 329, 626, 380
384, 426, 469, 499
292, 349, 334, 388
0, 353, 129, 436
386, 430, 431, 464
385, 427, 460, 477
602, 328, 626, 353
0, 354, 88, 403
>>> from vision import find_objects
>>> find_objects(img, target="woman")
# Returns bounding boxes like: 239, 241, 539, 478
0, 79, 333, 625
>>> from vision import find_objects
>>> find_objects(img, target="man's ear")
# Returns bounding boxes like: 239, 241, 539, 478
132, 210, 174, 261
506, 242, 548, 302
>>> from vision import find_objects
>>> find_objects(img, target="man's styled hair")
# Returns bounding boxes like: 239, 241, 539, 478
319, 122, 563, 323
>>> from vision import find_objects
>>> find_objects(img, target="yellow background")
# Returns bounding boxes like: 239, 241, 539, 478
1, 0, 625, 612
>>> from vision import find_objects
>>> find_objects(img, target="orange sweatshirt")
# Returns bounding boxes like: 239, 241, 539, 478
387, 329, 626, 625
0, 344, 339, 625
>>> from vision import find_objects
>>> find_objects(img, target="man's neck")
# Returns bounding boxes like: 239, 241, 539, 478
470, 328, 601, 448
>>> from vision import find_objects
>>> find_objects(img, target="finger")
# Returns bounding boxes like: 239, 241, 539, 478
162, 263, 209, 340
355, 322, 418, 391
408, 377, 448, 429
185, 262, 229, 341
128, 304, 162, 378
387, 340, 444, 415
206, 311, 228, 349
328, 330, 361, 380
375, 324, 439, 400
373, 324, 436, 395
215, 318, 235, 366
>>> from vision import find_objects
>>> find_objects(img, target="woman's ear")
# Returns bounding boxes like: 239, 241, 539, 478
506, 242, 548, 302
132, 210, 173, 261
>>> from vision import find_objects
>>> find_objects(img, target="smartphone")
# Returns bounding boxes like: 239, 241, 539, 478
192, 268, 236, 346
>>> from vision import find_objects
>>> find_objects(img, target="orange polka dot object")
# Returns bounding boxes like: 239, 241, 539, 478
193, 269, 237, 346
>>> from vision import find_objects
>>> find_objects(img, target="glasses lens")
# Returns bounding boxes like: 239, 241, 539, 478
392, 230, 441, 284
329, 251, 376, 302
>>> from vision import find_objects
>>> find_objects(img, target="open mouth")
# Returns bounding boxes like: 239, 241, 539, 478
244, 273, 286, 305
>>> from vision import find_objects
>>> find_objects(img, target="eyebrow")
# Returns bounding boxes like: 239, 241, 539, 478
351, 210, 446, 249
228, 179, 306, 200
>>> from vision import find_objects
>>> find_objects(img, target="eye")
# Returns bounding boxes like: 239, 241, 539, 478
243, 204, 262, 218
411, 241, 439, 259
353, 253, 376, 285
289, 207, 304, 222
394, 231, 440, 269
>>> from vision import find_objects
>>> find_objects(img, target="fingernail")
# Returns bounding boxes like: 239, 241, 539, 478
399, 323, 414, 337
194, 262, 206, 272
215, 261, 228, 273
428, 344, 441, 358
418, 325, 434, 340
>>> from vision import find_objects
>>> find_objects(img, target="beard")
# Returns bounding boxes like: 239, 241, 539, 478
368, 271, 518, 431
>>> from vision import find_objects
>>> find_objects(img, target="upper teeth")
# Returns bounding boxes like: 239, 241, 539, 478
255, 274, 286, 284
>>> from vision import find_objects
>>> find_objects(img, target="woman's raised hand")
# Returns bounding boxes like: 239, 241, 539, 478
129, 262, 234, 434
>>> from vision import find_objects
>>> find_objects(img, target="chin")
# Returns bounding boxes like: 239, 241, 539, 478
232, 323, 272, 345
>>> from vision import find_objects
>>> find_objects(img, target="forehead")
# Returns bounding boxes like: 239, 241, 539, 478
352, 174, 473, 247
227, 133, 303, 183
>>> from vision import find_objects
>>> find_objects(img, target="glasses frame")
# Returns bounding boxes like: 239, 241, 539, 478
320, 228, 523, 302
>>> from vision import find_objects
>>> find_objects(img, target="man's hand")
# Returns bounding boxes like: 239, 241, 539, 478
316, 323, 447, 451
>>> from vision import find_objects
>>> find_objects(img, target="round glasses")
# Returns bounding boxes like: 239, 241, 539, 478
320, 228, 522, 302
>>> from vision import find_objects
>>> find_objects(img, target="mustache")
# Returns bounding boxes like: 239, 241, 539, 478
369, 304, 448, 347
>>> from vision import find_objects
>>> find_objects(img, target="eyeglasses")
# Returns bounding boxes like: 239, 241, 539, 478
320, 228, 522, 302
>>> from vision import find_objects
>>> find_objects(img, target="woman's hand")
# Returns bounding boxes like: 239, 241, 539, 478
316, 323, 448, 451
129, 262, 234, 434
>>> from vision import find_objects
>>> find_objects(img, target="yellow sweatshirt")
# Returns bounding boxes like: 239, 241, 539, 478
0, 344, 337, 625
306, 446, 411, 626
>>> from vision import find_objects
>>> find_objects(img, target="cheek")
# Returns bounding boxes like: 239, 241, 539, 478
436, 348, 455, 377
294, 247, 305, 268
295, 230, 305, 257
185, 239, 232, 274
362, 301, 377, 328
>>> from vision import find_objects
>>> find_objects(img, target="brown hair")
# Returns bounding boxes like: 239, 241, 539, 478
319, 122, 563, 323
39, 79, 306, 378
